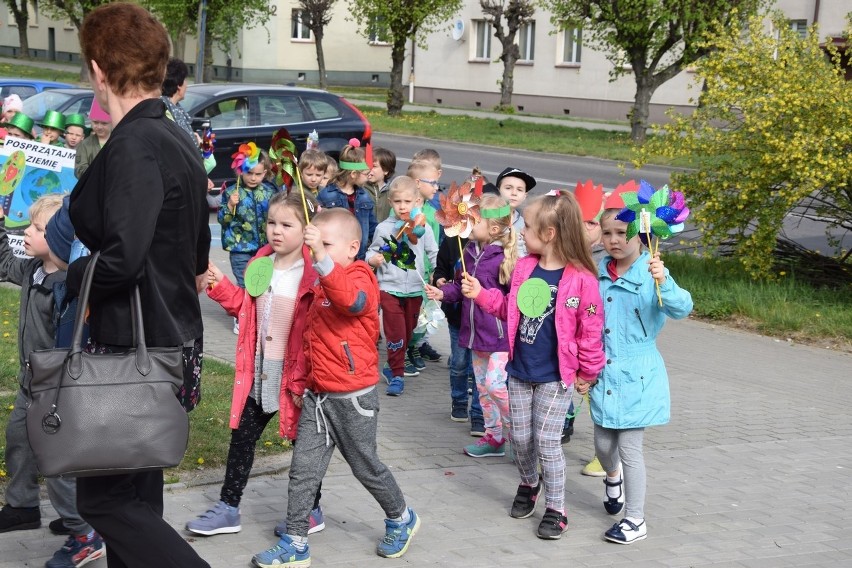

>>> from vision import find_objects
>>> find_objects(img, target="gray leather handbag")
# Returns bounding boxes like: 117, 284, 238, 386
24, 253, 189, 477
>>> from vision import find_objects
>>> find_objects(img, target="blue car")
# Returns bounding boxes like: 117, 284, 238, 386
0, 78, 75, 100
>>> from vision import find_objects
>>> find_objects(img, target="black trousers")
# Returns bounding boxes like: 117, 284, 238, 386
77, 470, 209, 568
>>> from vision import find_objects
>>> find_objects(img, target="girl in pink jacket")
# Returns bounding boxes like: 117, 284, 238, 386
463, 193, 605, 540
185, 192, 327, 538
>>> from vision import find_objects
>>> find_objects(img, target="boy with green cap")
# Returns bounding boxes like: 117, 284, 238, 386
38, 110, 66, 147
63, 113, 87, 149
0, 112, 35, 141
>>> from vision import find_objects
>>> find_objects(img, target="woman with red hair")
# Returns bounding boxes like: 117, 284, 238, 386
65, 4, 211, 567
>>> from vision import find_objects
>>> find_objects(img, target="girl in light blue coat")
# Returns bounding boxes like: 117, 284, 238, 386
574, 206, 693, 546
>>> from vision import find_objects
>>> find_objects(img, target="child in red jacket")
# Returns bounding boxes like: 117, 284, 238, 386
185, 193, 327, 537
252, 208, 420, 568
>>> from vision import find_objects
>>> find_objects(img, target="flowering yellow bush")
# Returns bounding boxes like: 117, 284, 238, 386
637, 11, 852, 278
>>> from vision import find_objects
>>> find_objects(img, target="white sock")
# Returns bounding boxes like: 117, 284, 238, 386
626, 516, 644, 526
287, 534, 308, 551
606, 474, 622, 499
393, 508, 411, 524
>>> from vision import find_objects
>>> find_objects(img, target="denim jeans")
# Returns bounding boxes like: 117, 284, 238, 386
229, 251, 254, 288
448, 324, 482, 422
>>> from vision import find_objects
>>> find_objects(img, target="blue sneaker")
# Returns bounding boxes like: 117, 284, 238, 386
381, 365, 393, 384
185, 500, 241, 535
386, 377, 404, 396
274, 506, 325, 537
376, 508, 420, 558
252, 534, 310, 568
403, 362, 420, 377
45, 533, 106, 568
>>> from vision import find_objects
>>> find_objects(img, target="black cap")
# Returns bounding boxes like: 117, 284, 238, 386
495, 167, 536, 192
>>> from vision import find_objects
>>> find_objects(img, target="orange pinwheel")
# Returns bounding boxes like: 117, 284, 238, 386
436, 181, 481, 238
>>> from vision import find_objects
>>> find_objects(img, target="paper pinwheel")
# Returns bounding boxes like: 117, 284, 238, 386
200, 128, 216, 159
414, 299, 446, 337
269, 128, 298, 190
380, 235, 417, 271
615, 179, 690, 305
436, 181, 481, 238
394, 207, 427, 244
615, 180, 690, 245
231, 142, 260, 173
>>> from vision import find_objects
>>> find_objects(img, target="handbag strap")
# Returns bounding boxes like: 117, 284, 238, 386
66, 252, 152, 378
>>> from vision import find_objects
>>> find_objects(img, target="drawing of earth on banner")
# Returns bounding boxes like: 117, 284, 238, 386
0, 137, 76, 256
0, 137, 76, 227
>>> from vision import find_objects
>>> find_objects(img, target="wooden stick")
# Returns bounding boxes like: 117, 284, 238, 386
457, 236, 467, 275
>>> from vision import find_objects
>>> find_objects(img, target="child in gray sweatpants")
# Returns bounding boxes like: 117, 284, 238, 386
251, 208, 420, 568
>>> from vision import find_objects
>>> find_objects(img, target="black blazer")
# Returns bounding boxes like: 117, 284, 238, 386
68, 98, 210, 347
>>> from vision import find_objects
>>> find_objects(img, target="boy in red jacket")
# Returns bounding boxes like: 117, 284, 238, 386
251, 208, 420, 568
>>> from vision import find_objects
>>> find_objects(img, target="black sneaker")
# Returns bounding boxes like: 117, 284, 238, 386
407, 346, 426, 370
510, 481, 541, 519
0, 504, 40, 533
560, 417, 575, 444
451, 405, 469, 422
537, 508, 568, 540
48, 518, 72, 535
418, 342, 442, 362
470, 419, 485, 437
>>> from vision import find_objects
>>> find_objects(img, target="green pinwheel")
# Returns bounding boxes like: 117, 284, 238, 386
269, 128, 298, 190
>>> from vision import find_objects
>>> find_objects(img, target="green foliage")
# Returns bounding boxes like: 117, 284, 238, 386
349, 0, 463, 114
638, 12, 852, 278
543, 0, 763, 141
38, 0, 111, 30
664, 254, 852, 346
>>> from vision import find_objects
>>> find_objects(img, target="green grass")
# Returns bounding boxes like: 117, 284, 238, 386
0, 60, 84, 85
362, 108, 685, 165
0, 286, 288, 487
665, 254, 852, 346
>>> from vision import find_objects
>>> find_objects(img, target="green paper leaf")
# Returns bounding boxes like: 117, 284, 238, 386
626, 221, 640, 241
652, 218, 673, 239
517, 278, 552, 318
244, 256, 273, 297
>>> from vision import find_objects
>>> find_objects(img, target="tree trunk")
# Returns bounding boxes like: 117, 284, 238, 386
386, 38, 406, 116
172, 29, 188, 61
499, 52, 517, 108
314, 30, 327, 90
203, 31, 214, 83
10, 2, 28, 58
631, 77, 654, 143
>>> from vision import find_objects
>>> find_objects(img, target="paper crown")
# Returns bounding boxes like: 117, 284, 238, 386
39, 110, 66, 131
88, 99, 110, 123
604, 179, 639, 210
1, 112, 34, 138
573, 179, 604, 222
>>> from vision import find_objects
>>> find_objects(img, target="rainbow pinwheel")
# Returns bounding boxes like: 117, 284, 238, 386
394, 207, 427, 245
380, 235, 417, 271
231, 142, 260, 173
615, 179, 690, 305
200, 128, 216, 159
616, 180, 689, 245
269, 128, 298, 190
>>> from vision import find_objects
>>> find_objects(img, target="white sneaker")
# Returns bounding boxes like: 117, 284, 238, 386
604, 518, 647, 544
233, 318, 239, 335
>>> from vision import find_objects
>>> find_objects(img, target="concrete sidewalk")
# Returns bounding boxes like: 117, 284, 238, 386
2, 243, 851, 567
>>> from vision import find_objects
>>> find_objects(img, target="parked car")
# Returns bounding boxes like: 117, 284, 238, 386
182, 83, 372, 185
0, 78, 75, 101
21, 88, 94, 129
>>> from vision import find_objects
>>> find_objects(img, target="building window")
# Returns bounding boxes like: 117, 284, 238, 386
369, 16, 390, 44
474, 20, 491, 59
789, 19, 808, 39
291, 9, 311, 40
518, 21, 535, 61
562, 27, 582, 64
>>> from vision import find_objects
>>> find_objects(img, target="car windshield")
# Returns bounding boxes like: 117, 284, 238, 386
22, 91, 74, 121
